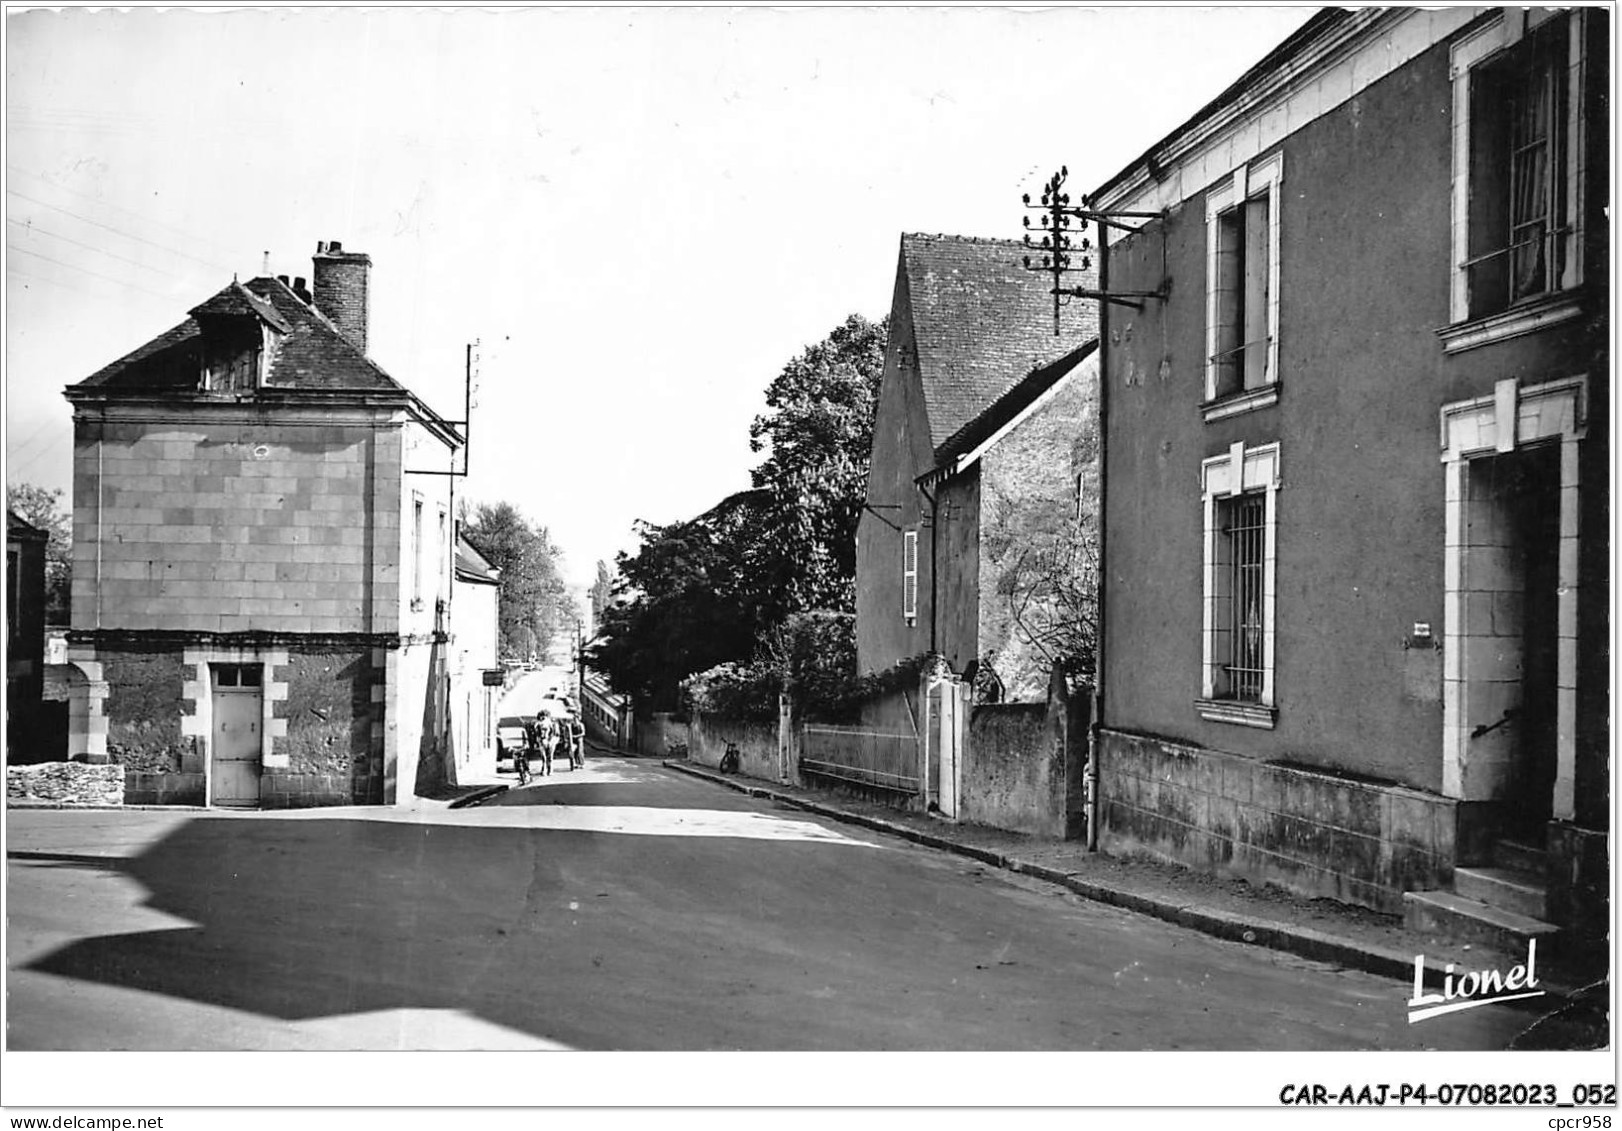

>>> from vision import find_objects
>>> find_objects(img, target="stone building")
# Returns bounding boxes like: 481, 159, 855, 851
1090, 8, 1609, 943
62, 240, 463, 807
449, 532, 503, 786
856, 233, 1098, 703
849, 233, 1098, 827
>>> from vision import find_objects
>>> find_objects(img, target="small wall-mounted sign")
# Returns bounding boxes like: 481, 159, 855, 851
1403, 622, 1440, 653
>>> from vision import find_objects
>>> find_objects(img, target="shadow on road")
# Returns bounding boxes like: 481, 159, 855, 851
11, 804, 883, 1049
9, 770, 1544, 1051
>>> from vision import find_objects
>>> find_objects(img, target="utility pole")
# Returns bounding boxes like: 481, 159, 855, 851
1022, 165, 1167, 331
1020, 167, 1167, 850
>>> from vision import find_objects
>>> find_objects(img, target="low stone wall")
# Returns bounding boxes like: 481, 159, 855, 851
7, 761, 124, 806
636, 713, 690, 758
965, 703, 1064, 837
262, 772, 373, 809
687, 714, 780, 781
960, 673, 1089, 839
1099, 728, 1456, 914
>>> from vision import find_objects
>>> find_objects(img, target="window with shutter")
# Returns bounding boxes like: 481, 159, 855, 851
1204, 153, 1282, 419
1444, 10, 1589, 350
902, 528, 918, 623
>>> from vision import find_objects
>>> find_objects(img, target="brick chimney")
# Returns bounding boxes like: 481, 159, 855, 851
311, 240, 371, 354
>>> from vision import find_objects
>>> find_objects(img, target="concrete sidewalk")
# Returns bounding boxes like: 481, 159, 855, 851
660, 757, 1609, 1041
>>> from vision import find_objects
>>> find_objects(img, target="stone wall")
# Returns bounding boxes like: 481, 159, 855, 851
261, 774, 359, 809
1100, 728, 1457, 914
977, 355, 1099, 703
687, 714, 780, 781
8, 762, 124, 806
274, 650, 379, 799
71, 417, 385, 636
123, 770, 205, 806
102, 648, 190, 770
1545, 823, 1610, 940
636, 712, 690, 758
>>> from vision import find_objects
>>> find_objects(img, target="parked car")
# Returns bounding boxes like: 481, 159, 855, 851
496, 715, 531, 769
536, 696, 573, 721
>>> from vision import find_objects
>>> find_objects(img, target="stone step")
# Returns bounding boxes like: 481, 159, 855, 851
1492, 838, 1547, 874
1404, 889, 1561, 955
1454, 866, 1547, 919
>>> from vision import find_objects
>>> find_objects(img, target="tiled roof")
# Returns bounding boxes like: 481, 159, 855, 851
77, 318, 204, 389
901, 233, 1095, 457
245, 277, 406, 392
188, 280, 290, 333
73, 276, 405, 394
931, 338, 1097, 472
8, 510, 47, 541
455, 534, 500, 584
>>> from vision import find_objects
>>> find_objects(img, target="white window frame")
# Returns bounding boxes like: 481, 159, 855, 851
1198, 441, 1280, 728
902, 528, 918, 624
411, 494, 425, 612
1203, 152, 1283, 420
1438, 375, 1586, 818
1442, 9, 1587, 351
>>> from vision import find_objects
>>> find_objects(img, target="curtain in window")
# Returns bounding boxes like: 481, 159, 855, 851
1509, 52, 1554, 300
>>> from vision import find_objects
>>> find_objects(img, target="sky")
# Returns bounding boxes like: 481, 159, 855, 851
4, 4, 1316, 587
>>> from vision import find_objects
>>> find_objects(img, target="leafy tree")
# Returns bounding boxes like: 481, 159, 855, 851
588, 559, 615, 627
460, 501, 570, 660
747, 313, 888, 619
7, 482, 71, 622
589, 492, 764, 711
591, 313, 888, 710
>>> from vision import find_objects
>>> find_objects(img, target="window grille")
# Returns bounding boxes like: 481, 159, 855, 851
1223, 494, 1266, 702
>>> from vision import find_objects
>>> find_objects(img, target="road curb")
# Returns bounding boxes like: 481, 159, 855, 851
448, 784, 510, 809
6, 800, 208, 812
660, 759, 1484, 989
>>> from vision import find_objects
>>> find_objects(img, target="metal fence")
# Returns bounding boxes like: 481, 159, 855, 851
799, 724, 920, 795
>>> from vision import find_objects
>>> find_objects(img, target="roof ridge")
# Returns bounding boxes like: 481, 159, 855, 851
902, 231, 1026, 247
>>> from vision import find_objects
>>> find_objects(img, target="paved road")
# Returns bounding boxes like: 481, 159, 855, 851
7, 756, 1535, 1052
502, 667, 575, 717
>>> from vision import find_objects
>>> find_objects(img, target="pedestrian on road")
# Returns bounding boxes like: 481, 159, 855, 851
532, 712, 556, 776
568, 711, 585, 769
549, 713, 570, 772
